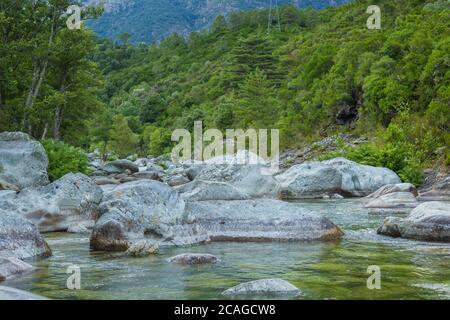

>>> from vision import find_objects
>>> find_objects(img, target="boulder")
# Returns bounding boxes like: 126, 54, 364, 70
222, 278, 301, 297
0, 132, 49, 189
101, 160, 139, 174
365, 192, 419, 210
176, 180, 249, 201
166, 174, 190, 187
126, 241, 159, 257
195, 164, 279, 198
185, 199, 343, 242
168, 253, 219, 265
132, 171, 163, 181
367, 183, 418, 198
90, 180, 209, 251
0, 257, 34, 281
0, 173, 103, 233
94, 177, 120, 185
0, 178, 19, 191
0, 209, 51, 259
276, 158, 401, 199
419, 175, 450, 201
377, 202, 450, 242
0, 286, 48, 300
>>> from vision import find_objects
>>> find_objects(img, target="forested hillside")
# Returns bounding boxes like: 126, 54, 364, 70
85, 0, 350, 43
0, 0, 449, 185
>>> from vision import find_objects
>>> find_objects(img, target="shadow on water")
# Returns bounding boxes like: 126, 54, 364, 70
5, 199, 450, 300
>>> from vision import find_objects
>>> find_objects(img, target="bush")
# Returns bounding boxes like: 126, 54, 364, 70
42, 140, 89, 181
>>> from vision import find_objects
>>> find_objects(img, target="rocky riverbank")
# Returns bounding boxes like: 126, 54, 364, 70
0, 132, 449, 299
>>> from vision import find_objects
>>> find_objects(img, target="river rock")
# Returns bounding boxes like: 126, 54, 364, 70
195, 164, 279, 198
101, 160, 139, 174
0, 209, 51, 259
126, 241, 159, 257
176, 180, 249, 201
0, 257, 34, 281
377, 202, 450, 242
419, 175, 450, 201
185, 199, 343, 242
0, 286, 48, 300
0, 178, 19, 191
94, 177, 120, 185
0, 173, 103, 233
166, 174, 190, 187
168, 253, 219, 265
365, 192, 419, 211
132, 171, 163, 181
222, 278, 301, 297
0, 132, 49, 189
276, 158, 401, 199
90, 180, 209, 251
367, 183, 418, 198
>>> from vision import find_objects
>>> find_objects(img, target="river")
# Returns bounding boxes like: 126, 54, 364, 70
5, 199, 450, 300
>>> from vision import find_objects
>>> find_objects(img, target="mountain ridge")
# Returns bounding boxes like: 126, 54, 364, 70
85, 0, 350, 43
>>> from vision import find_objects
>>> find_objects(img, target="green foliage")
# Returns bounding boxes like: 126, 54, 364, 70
108, 115, 139, 158
42, 139, 89, 181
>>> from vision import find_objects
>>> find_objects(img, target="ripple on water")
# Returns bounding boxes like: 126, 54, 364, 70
4, 199, 450, 300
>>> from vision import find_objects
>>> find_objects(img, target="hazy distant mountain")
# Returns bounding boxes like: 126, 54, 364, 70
85, 0, 350, 43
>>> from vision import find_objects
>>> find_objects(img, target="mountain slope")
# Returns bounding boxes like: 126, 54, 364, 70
85, 0, 350, 43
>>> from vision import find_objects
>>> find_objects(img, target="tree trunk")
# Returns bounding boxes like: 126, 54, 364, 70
41, 122, 48, 140
23, 11, 57, 134
53, 69, 69, 141
53, 106, 64, 140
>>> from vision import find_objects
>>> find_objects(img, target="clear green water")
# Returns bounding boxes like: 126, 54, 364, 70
5, 199, 450, 300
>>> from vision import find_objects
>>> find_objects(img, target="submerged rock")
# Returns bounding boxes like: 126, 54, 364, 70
222, 278, 301, 297
168, 253, 219, 265
0, 257, 34, 281
0, 209, 51, 259
90, 180, 209, 251
0, 173, 103, 233
0, 132, 49, 189
176, 180, 249, 201
377, 202, 450, 242
0, 286, 48, 300
186, 199, 343, 242
276, 158, 401, 199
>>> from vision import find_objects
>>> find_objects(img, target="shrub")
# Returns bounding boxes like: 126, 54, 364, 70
41, 139, 89, 181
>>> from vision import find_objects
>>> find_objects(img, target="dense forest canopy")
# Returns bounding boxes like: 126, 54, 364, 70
0, 0, 449, 184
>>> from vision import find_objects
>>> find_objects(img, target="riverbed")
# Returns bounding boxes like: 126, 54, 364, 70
5, 199, 450, 300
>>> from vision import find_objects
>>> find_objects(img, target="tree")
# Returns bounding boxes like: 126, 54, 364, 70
227, 34, 282, 87
109, 115, 139, 158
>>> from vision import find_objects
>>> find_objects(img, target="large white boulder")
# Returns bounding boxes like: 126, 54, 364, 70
0, 173, 103, 233
276, 158, 401, 199
90, 180, 209, 251
0, 132, 49, 189
0, 209, 51, 259
377, 202, 450, 242
185, 199, 343, 242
